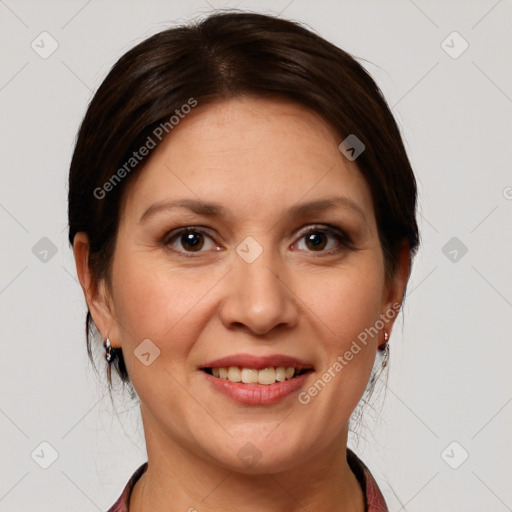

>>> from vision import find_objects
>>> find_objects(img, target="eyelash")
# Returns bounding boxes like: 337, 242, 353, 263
162, 224, 354, 258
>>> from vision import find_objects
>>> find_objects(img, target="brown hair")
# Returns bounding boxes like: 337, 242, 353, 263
68, 11, 419, 389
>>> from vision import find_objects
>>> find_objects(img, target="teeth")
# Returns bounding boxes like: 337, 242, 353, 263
275, 367, 287, 382
258, 367, 276, 385
241, 368, 259, 384
211, 366, 298, 385
227, 367, 241, 382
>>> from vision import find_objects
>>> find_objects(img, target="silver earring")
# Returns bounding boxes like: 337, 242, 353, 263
380, 330, 390, 367
104, 336, 114, 364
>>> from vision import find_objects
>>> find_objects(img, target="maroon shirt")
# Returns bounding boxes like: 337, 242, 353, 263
107, 450, 388, 512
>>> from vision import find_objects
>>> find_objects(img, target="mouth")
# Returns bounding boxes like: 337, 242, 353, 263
201, 366, 313, 385
200, 354, 314, 405
200, 353, 314, 387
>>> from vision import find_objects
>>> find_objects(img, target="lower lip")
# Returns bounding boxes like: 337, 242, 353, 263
202, 371, 312, 405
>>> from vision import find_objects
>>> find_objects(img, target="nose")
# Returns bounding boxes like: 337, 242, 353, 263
219, 246, 300, 336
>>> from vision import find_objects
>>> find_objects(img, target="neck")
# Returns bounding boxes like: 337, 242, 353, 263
129, 407, 365, 512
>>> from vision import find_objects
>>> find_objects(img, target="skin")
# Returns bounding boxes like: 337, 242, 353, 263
74, 96, 410, 512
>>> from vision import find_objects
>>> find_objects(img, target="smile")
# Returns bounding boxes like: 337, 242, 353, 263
200, 354, 314, 404
202, 366, 311, 385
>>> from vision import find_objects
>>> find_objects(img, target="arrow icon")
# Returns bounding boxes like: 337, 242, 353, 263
339, 134, 365, 161
32, 237, 58, 263
441, 441, 469, 469
442, 236, 468, 263
31, 441, 59, 469
134, 339, 161, 366
237, 442, 262, 467
441, 31, 469, 59
236, 236, 262, 263
31, 31, 59, 59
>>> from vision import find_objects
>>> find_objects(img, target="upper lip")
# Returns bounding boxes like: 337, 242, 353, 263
201, 353, 314, 371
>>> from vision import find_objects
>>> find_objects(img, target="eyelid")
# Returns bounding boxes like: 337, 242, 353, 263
164, 225, 215, 242
295, 223, 350, 239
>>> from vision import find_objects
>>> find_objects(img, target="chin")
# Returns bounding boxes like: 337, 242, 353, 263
199, 425, 324, 475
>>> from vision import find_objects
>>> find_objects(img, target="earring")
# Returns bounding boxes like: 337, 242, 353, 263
104, 336, 114, 364
380, 330, 390, 367
379, 330, 389, 347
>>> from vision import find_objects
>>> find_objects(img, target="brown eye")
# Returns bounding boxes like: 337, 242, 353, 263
304, 232, 328, 251
180, 231, 205, 251
165, 228, 217, 255
294, 225, 353, 255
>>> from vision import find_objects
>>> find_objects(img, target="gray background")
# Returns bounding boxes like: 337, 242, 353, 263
1, 0, 511, 510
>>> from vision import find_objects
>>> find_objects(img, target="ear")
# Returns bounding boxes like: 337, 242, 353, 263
379, 240, 411, 348
72, 232, 121, 348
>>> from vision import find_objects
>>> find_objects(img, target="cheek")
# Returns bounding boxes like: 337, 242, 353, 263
110, 251, 210, 373
110, 250, 233, 390
113, 251, 198, 337
300, 255, 385, 403
110, 255, 205, 407
311, 258, 385, 348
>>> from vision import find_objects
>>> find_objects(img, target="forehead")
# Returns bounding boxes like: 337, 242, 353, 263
119, 96, 375, 228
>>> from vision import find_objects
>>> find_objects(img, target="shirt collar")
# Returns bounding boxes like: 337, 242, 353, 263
107, 451, 388, 512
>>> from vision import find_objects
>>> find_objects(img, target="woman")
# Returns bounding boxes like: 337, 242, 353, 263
68, 11, 419, 512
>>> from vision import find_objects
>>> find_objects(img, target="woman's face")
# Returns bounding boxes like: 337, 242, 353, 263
85, 96, 406, 472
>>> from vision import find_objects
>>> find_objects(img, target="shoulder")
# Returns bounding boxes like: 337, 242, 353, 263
105, 463, 148, 512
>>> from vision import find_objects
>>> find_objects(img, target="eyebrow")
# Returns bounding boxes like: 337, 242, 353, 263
139, 196, 367, 224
